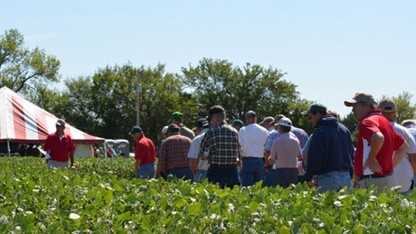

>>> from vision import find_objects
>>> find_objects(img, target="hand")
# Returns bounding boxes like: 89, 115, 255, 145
264, 157, 271, 168
237, 160, 242, 171
307, 180, 316, 188
353, 175, 359, 188
364, 158, 382, 174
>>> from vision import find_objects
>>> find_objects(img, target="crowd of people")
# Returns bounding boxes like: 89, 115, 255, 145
129, 92, 416, 193
45, 92, 416, 194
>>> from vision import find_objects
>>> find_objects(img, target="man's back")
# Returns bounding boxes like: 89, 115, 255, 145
392, 123, 416, 193
201, 122, 239, 165
239, 123, 269, 158
159, 134, 191, 170
306, 116, 354, 179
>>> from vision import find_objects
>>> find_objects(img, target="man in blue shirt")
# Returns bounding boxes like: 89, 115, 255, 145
303, 104, 354, 193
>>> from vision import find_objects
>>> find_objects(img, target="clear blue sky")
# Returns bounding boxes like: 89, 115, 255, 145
2, 1, 415, 118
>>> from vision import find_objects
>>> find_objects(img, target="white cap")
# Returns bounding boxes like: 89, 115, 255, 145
277, 117, 292, 127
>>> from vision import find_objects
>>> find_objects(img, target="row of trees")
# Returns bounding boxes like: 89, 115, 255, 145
1, 29, 415, 144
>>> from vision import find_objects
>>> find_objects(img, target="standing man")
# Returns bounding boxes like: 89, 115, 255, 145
267, 117, 302, 188
259, 116, 275, 131
199, 105, 241, 188
170, 111, 195, 140
379, 98, 416, 194
238, 111, 269, 186
44, 119, 75, 169
344, 92, 408, 191
302, 104, 354, 192
155, 124, 193, 180
188, 118, 210, 182
130, 126, 156, 179
402, 119, 416, 189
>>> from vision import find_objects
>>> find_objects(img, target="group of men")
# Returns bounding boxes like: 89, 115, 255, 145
44, 91, 416, 193
130, 92, 416, 193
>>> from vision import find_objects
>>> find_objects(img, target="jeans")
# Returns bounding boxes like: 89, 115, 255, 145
167, 167, 193, 181
262, 168, 298, 188
136, 163, 155, 179
240, 158, 264, 186
316, 171, 351, 193
207, 165, 240, 188
193, 169, 208, 183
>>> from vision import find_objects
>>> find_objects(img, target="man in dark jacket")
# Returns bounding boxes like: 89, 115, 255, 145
303, 104, 354, 193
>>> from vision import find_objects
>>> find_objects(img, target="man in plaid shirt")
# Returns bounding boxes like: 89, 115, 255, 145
155, 124, 193, 180
199, 105, 241, 188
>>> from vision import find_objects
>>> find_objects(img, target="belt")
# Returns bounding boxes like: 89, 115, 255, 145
336, 169, 350, 173
210, 164, 237, 169
242, 156, 262, 160
359, 173, 393, 180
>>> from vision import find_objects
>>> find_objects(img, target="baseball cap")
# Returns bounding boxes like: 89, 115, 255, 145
232, 119, 244, 126
167, 123, 180, 133
56, 119, 66, 127
277, 117, 292, 127
402, 119, 416, 127
171, 111, 184, 120
379, 98, 396, 112
196, 118, 208, 128
129, 126, 142, 135
260, 116, 275, 126
344, 92, 378, 107
302, 104, 327, 116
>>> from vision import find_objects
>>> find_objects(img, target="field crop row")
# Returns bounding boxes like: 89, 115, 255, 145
0, 157, 415, 233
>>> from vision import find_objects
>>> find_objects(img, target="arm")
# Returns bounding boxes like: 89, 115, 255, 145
264, 150, 271, 168
304, 131, 325, 182
409, 154, 416, 176
392, 141, 409, 168
270, 141, 278, 165
364, 132, 384, 173
189, 159, 198, 174
135, 159, 142, 169
154, 142, 166, 179
69, 150, 75, 169
68, 137, 76, 169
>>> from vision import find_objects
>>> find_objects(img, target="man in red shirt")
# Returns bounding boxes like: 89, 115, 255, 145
130, 126, 156, 179
344, 92, 408, 191
44, 119, 76, 169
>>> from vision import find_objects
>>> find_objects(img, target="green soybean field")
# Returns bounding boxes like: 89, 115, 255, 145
0, 157, 415, 233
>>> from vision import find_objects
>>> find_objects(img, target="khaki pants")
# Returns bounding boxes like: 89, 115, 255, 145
47, 160, 68, 169
358, 174, 395, 192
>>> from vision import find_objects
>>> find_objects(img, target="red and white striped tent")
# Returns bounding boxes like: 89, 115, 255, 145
0, 86, 104, 155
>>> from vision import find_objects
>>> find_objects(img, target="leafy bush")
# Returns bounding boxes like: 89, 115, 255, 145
0, 157, 415, 233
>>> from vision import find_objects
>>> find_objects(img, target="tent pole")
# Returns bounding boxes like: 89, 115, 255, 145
7, 139, 11, 157
103, 141, 107, 158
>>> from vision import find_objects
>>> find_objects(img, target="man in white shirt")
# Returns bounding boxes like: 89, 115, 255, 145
238, 111, 269, 186
188, 118, 210, 182
379, 98, 416, 194
402, 119, 416, 188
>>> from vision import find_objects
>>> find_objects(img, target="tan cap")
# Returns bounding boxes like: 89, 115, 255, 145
402, 119, 416, 127
344, 92, 378, 107
379, 98, 396, 112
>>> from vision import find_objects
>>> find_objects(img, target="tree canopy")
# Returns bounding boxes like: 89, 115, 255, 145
1, 29, 415, 146
0, 29, 60, 99
181, 58, 300, 121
